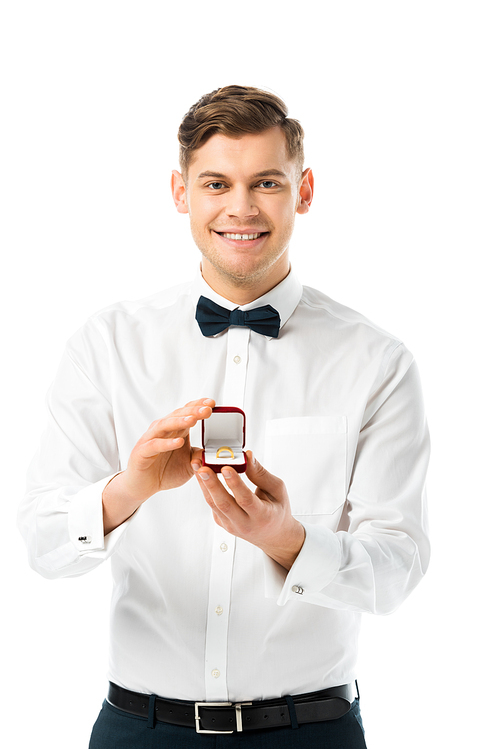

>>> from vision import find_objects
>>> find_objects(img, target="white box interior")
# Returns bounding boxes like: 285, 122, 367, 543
204, 411, 245, 466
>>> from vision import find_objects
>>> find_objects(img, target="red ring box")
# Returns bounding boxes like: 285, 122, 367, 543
201, 406, 247, 473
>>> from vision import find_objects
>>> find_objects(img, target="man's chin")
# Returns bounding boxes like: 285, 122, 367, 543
201, 252, 290, 294
205, 261, 268, 288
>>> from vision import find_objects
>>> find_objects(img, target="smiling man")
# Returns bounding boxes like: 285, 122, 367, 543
19, 85, 430, 749
173, 125, 312, 302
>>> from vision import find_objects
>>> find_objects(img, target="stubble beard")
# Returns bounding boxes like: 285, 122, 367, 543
191, 220, 294, 291
200, 244, 289, 290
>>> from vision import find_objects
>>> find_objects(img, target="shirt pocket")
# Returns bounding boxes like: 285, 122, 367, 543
264, 416, 347, 516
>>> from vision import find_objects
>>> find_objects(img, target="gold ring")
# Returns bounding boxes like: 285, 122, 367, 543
216, 446, 235, 459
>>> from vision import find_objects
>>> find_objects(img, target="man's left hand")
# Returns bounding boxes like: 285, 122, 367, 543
192, 451, 305, 571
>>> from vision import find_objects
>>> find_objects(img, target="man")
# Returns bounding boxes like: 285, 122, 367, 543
19, 85, 430, 748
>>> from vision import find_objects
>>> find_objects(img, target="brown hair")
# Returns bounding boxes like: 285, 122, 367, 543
178, 85, 304, 178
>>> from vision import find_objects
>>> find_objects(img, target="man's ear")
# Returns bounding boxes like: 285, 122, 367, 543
296, 168, 314, 215
171, 170, 189, 214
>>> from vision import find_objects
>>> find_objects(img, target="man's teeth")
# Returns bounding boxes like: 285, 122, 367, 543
221, 232, 263, 240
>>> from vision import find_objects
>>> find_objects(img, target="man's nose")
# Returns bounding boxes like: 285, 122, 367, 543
224, 186, 259, 218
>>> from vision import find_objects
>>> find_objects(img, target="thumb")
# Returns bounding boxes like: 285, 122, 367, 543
245, 451, 283, 492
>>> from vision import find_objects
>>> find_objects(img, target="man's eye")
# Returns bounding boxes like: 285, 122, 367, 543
208, 182, 225, 190
259, 181, 278, 189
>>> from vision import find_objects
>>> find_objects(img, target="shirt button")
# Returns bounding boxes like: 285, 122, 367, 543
220, 543, 228, 552
233, 355, 241, 364
215, 606, 223, 616
292, 585, 304, 595
211, 669, 221, 679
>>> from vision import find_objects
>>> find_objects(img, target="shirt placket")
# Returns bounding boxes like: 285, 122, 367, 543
204, 325, 250, 701
222, 326, 250, 408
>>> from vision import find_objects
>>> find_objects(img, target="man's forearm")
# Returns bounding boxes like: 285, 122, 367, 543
102, 472, 144, 535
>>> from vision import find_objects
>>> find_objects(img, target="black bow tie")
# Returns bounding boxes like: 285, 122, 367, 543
196, 296, 281, 338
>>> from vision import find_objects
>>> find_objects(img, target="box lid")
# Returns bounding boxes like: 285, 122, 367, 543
202, 406, 246, 449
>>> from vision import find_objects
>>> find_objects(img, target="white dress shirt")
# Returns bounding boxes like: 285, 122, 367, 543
19, 268, 430, 703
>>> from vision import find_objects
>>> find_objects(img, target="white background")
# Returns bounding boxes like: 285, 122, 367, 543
1, 1, 498, 746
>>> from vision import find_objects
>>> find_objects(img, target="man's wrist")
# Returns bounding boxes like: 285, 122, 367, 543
102, 471, 146, 535
261, 521, 306, 571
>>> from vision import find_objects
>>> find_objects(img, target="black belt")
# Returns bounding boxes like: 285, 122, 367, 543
107, 681, 354, 734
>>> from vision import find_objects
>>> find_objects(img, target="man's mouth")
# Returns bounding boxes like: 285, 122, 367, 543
214, 231, 268, 242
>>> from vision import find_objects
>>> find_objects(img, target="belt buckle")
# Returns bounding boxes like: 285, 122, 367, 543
194, 701, 252, 734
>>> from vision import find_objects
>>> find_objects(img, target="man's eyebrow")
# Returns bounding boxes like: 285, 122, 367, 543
251, 169, 288, 180
196, 169, 289, 181
196, 171, 227, 181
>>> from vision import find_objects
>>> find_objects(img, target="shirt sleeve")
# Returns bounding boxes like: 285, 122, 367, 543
264, 347, 431, 614
18, 319, 134, 579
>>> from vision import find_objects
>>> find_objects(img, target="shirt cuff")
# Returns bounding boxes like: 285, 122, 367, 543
38, 473, 135, 574
263, 523, 342, 606
36, 474, 126, 573
66, 474, 112, 553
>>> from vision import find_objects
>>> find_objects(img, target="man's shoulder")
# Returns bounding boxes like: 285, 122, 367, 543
90, 280, 193, 321
65, 281, 194, 353
300, 284, 402, 345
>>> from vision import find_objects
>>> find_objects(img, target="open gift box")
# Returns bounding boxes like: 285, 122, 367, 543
201, 406, 247, 473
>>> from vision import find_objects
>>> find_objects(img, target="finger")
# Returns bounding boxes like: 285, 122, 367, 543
196, 469, 247, 520
190, 447, 204, 470
195, 470, 227, 515
176, 397, 216, 420
139, 436, 185, 459
220, 466, 260, 513
183, 397, 216, 409
145, 405, 213, 437
144, 415, 195, 437
244, 451, 285, 497
169, 404, 212, 424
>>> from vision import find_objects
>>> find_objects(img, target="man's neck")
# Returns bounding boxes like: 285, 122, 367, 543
200, 263, 291, 306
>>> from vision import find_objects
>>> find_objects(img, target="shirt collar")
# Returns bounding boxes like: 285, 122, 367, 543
190, 267, 303, 339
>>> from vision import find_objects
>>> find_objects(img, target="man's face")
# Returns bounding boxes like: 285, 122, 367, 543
172, 127, 313, 297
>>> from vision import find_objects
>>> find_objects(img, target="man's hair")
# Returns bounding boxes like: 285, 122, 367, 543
178, 85, 304, 178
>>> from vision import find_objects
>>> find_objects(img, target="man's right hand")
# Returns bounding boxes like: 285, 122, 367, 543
102, 397, 215, 534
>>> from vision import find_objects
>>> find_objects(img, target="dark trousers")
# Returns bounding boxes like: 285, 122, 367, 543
89, 697, 367, 748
